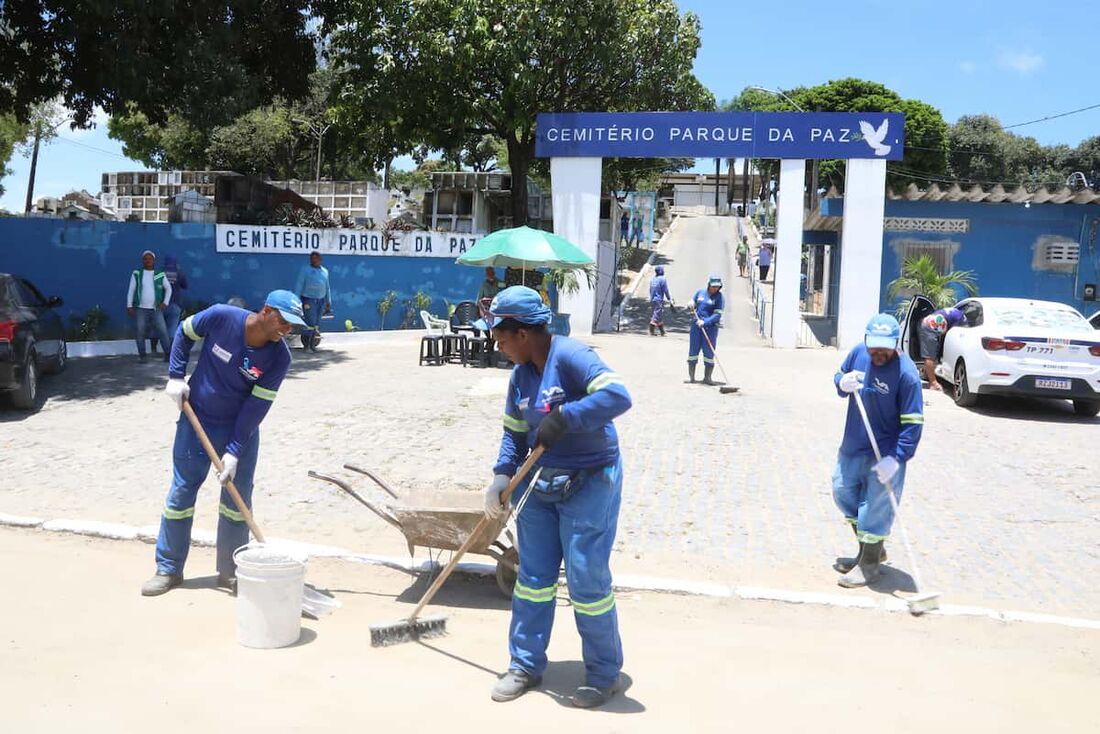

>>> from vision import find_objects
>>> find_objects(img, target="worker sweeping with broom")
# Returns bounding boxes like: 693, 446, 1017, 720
648, 265, 673, 336
687, 274, 724, 384
831, 314, 924, 589
481, 286, 632, 708
141, 291, 303, 597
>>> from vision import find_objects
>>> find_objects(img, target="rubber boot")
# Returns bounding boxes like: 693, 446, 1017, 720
835, 525, 886, 573
702, 365, 716, 385
687, 362, 697, 383
658, 324, 666, 336
838, 541, 884, 588
649, 323, 656, 336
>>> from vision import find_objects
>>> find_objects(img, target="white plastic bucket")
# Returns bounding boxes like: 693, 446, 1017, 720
233, 543, 306, 649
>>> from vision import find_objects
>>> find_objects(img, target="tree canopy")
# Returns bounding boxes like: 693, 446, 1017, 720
948, 115, 1099, 188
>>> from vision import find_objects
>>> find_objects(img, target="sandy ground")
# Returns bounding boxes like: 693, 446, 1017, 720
3, 527, 1097, 733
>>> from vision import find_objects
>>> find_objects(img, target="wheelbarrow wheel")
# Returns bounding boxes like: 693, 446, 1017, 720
495, 547, 519, 599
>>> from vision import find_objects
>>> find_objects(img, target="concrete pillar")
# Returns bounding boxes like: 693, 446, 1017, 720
550, 157, 603, 336
837, 158, 888, 349
771, 158, 806, 348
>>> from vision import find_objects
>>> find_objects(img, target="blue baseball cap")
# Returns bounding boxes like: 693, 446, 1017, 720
707, 274, 723, 288
487, 286, 552, 329
264, 289, 307, 326
865, 313, 900, 349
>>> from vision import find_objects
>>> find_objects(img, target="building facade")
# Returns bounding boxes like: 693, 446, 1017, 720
99, 170, 234, 222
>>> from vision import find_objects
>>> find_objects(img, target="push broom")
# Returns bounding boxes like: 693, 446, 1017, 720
851, 390, 940, 615
370, 445, 545, 646
698, 319, 739, 394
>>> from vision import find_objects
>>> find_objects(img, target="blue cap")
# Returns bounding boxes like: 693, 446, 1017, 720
707, 274, 723, 288
865, 313, 900, 349
654, 265, 665, 276
264, 289, 307, 326
488, 286, 552, 329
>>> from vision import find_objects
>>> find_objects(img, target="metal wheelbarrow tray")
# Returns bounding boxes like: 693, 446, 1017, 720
308, 464, 518, 597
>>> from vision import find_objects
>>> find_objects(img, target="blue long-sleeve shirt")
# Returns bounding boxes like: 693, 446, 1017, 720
494, 336, 632, 475
833, 344, 924, 463
692, 288, 724, 327
170, 304, 291, 457
649, 275, 671, 303
295, 265, 332, 303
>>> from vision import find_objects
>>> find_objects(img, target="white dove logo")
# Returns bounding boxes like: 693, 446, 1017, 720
858, 119, 891, 156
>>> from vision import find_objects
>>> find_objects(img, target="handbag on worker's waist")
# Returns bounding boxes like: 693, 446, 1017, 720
530, 466, 595, 503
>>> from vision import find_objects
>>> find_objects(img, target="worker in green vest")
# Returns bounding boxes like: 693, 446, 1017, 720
126, 250, 172, 363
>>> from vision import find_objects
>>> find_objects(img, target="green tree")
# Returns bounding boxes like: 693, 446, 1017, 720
323, 0, 714, 225
0, 114, 29, 198
107, 107, 209, 170
887, 255, 978, 316
947, 114, 1060, 186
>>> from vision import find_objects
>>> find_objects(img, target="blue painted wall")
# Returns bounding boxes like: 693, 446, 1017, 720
820, 198, 1100, 316
0, 218, 484, 338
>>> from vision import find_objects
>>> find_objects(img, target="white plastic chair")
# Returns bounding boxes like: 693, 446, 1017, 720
420, 310, 449, 335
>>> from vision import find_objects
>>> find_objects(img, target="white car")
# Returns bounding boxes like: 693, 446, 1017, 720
902, 296, 1100, 416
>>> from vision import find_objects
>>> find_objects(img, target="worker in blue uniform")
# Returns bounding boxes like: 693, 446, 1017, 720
832, 313, 924, 588
687, 274, 724, 384
141, 290, 304, 597
295, 250, 332, 352
482, 286, 633, 709
648, 265, 673, 336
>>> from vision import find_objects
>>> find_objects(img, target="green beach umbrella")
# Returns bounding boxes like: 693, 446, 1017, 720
455, 226, 594, 270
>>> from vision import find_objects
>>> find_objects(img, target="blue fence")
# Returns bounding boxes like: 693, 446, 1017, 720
0, 218, 485, 338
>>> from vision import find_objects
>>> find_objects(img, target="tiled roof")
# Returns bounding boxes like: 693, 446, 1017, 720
824, 183, 1100, 205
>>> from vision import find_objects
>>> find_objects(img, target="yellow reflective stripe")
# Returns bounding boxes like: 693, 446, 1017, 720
713, 309, 724, 314
502, 414, 529, 433
899, 413, 924, 424
219, 502, 244, 523
572, 593, 616, 616
586, 372, 625, 394
251, 385, 277, 401
163, 506, 195, 520
182, 316, 200, 341
513, 581, 556, 603
857, 531, 887, 543
702, 357, 715, 364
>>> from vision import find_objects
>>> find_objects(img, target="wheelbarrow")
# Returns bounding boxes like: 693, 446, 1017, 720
308, 464, 519, 598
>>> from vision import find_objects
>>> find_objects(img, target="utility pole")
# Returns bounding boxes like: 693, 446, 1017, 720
23, 121, 42, 214
741, 157, 750, 216
714, 157, 720, 215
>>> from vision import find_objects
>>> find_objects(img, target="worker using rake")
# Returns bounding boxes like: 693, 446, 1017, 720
831, 314, 924, 588
687, 274, 724, 384
141, 291, 303, 597
482, 286, 633, 708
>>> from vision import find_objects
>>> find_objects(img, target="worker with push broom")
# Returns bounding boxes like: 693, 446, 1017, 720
687, 274, 724, 384
141, 291, 303, 597
481, 286, 633, 708
831, 314, 924, 588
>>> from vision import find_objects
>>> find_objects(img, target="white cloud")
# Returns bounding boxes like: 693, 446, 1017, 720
958, 60, 977, 74
997, 49, 1043, 75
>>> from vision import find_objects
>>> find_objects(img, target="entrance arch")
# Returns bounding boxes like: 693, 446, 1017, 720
536, 111, 903, 347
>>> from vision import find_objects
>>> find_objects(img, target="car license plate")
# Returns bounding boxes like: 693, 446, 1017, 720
1035, 378, 1071, 390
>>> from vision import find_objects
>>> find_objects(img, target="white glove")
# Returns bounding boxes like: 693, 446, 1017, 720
839, 370, 865, 394
483, 474, 512, 520
873, 456, 900, 484
217, 453, 239, 485
165, 378, 189, 410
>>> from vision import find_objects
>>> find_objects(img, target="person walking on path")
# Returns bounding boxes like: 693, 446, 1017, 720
757, 244, 772, 281
162, 255, 188, 344
127, 250, 172, 363
918, 306, 966, 391
831, 313, 924, 588
630, 209, 645, 246
482, 286, 632, 709
619, 210, 630, 247
295, 250, 332, 352
687, 275, 724, 384
736, 236, 750, 277
648, 265, 673, 336
141, 291, 304, 597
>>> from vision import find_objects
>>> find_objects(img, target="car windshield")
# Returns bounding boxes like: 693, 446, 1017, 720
989, 303, 1092, 332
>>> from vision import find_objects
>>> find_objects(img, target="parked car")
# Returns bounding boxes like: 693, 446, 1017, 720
1090, 309, 1100, 329
902, 296, 1100, 417
0, 273, 67, 410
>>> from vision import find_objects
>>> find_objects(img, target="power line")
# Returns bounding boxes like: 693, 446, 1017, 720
1004, 102, 1100, 130
885, 164, 1072, 189
53, 135, 133, 160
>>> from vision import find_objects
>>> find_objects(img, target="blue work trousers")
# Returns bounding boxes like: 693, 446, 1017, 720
164, 303, 183, 346
687, 323, 718, 365
831, 452, 907, 542
135, 307, 170, 357
508, 459, 624, 689
301, 296, 325, 347
154, 416, 260, 576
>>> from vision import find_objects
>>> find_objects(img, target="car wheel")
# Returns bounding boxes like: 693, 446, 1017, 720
953, 360, 979, 408
11, 349, 38, 411
1072, 399, 1100, 417
45, 338, 67, 374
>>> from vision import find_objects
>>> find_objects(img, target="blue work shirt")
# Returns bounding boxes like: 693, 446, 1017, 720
759, 248, 772, 266
692, 289, 724, 327
295, 265, 332, 302
494, 336, 632, 475
170, 305, 291, 457
833, 344, 924, 463
649, 275, 671, 303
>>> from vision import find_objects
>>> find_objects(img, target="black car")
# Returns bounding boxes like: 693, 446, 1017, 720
0, 273, 67, 410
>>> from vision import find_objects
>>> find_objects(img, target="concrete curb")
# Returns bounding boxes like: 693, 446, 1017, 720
5, 512, 1100, 631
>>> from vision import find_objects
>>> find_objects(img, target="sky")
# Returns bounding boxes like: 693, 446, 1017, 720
2, 1, 1099, 211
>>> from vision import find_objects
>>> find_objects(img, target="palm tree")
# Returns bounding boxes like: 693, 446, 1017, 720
887, 255, 978, 316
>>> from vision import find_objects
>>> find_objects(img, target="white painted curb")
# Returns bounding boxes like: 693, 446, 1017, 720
5, 512, 1100, 631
